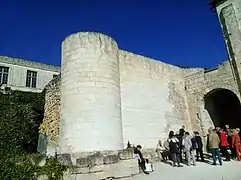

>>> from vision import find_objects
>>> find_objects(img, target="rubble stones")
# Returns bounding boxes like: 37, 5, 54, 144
88, 152, 104, 167
72, 159, 139, 180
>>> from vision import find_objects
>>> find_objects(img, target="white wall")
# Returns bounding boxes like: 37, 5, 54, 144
119, 50, 190, 149
57, 32, 192, 153
0, 60, 60, 92
59, 32, 124, 153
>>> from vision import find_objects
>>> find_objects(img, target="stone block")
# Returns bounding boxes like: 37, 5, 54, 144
89, 165, 105, 173
87, 152, 104, 167
118, 149, 134, 160
76, 157, 88, 168
103, 154, 119, 164
142, 148, 158, 160
57, 154, 72, 166
71, 167, 90, 174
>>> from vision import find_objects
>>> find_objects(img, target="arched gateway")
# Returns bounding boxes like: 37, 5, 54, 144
204, 88, 241, 129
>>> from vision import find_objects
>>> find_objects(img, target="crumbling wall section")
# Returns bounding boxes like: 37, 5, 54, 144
40, 75, 61, 144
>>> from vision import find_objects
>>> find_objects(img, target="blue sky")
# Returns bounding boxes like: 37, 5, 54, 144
0, 0, 228, 68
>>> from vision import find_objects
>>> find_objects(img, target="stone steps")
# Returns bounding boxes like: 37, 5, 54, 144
53, 148, 160, 180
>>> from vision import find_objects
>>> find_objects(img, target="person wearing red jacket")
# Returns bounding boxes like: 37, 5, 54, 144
219, 128, 231, 161
232, 129, 241, 161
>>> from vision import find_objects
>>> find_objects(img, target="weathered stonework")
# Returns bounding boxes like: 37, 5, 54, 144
40, 0, 241, 156
40, 74, 61, 143
59, 149, 158, 180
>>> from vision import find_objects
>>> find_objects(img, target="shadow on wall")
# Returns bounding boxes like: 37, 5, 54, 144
204, 88, 241, 129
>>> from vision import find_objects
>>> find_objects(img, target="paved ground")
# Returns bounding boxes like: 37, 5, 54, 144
127, 159, 241, 180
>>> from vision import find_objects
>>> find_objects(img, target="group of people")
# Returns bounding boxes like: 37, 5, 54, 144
207, 125, 241, 164
133, 124, 241, 174
156, 126, 202, 167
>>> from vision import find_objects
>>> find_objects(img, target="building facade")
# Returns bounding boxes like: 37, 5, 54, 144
39, 0, 241, 155
0, 56, 60, 92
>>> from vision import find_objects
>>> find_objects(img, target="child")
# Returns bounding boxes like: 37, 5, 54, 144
145, 159, 154, 172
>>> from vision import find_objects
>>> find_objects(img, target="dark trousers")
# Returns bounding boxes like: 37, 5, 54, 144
171, 152, 180, 165
138, 159, 146, 171
220, 146, 230, 160
196, 148, 204, 161
161, 151, 169, 161
231, 147, 237, 159
210, 148, 222, 165
179, 149, 184, 163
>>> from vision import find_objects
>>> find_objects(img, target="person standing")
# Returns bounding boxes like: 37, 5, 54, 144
168, 131, 183, 167
225, 125, 235, 159
183, 132, 196, 166
232, 129, 241, 161
194, 131, 204, 162
208, 128, 222, 166
176, 128, 185, 163
219, 128, 231, 161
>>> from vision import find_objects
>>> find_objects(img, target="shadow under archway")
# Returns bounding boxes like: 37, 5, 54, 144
204, 88, 241, 129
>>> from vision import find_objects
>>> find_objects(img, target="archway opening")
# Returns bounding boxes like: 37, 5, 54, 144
204, 88, 241, 129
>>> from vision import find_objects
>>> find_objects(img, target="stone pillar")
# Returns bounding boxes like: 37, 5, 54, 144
59, 32, 124, 153
216, 1, 241, 96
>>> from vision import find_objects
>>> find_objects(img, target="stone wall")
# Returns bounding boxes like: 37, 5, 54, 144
41, 74, 61, 145
41, 36, 240, 154
182, 0, 241, 136
54, 148, 159, 180
41, 31, 194, 153
119, 50, 191, 148
216, 0, 241, 91
184, 61, 240, 136
41, 0, 241, 154
59, 32, 124, 153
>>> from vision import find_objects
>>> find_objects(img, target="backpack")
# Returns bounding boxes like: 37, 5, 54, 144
191, 137, 198, 150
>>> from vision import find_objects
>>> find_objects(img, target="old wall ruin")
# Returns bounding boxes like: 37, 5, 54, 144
41, 0, 241, 154
42, 56, 241, 151
43, 35, 239, 153
184, 61, 240, 136
41, 75, 61, 144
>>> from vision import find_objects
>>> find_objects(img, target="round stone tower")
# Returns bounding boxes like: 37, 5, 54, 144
59, 32, 124, 153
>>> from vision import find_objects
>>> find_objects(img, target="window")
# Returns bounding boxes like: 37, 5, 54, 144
26, 70, 37, 88
53, 74, 58, 79
0, 66, 9, 84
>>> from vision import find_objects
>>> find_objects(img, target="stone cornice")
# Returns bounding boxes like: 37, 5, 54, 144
0, 56, 60, 72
